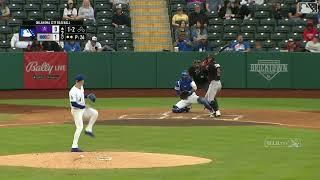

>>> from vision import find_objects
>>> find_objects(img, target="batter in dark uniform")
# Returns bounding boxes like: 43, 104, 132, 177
203, 56, 222, 117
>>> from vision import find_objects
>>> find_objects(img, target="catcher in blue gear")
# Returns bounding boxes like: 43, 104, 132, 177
172, 70, 214, 113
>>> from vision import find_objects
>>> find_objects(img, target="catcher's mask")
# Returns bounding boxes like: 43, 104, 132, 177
181, 70, 189, 79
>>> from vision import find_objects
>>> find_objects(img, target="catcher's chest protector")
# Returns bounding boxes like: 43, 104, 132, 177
179, 79, 193, 91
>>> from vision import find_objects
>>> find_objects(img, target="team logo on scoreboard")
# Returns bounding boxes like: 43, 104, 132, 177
36, 25, 52, 33
249, 60, 288, 81
298, 2, 318, 14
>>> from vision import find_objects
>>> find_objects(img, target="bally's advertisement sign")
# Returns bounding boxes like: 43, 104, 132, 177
24, 52, 68, 89
249, 60, 288, 81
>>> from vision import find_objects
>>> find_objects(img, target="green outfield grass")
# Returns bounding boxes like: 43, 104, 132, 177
0, 125, 319, 180
0, 97, 319, 179
0, 97, 320, 111
0, 114, 15, 122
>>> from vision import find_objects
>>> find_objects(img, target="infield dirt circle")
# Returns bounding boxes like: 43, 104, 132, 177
0, 152, 212, 169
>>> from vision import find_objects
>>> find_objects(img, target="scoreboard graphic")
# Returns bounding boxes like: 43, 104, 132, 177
20, 21, 87, 42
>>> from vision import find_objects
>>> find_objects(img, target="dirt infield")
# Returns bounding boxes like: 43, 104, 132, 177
0, 89, 319, 129
1, 89, 320, 99
0, 104, 320, 129
0, 152, 212, 169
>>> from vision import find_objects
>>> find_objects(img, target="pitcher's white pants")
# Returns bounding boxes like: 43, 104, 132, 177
71, 107, 98, 148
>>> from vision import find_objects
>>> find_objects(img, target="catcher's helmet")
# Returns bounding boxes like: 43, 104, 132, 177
181, 70, 189, 79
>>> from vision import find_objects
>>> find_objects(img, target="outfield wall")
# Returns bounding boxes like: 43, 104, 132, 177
1, 52, 319, 89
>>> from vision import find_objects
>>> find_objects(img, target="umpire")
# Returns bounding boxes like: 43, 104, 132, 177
188, 60, 209, 91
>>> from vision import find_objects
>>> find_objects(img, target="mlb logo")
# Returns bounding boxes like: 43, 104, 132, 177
298, 2, 318, 14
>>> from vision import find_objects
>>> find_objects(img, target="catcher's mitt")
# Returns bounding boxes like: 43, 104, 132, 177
179, 91, 191, 100
87, 93, 96, 103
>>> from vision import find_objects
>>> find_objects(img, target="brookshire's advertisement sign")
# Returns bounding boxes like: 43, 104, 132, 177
24, 52, 68, 89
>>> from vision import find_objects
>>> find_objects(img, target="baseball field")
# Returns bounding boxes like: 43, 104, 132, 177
0, 89, 319, 180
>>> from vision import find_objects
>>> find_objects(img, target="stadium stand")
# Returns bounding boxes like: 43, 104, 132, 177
130, 0, 172, 51
168, 0, 320, 52
1, 0, 320, 52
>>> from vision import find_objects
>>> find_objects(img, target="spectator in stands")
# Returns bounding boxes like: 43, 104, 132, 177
236, 0, 251, 19
304, 20, 319, 41
63, 0, 78, 20
174, 33, 193, 51
83, 36, 115, 52
172, 7, 189, 28
112, 6, 130, 27
112, 0, 130, 6
318, 10, 320, 26
218, 0, 239, 19
230, 34, 250, 52
0, 0, 10, 19
272, 2, 286, 19
10, 33, 31, 49
78, 0, 95, 21
84, 36, 103, 52
318, 3, 320, 25
191, 21, 208, 45
288, 3, 304, 19
248, 0, 264, 5
186, 0, 206, 10
189, 4, 208, 27
206, 0, 222, 12
186, 0, 205, 4
26, 39, 43, 52
175, 20, 191, 40
306, 35, 320, 52
42, 41, 63, 52
194, 38, 208, 51
286, 38, 301, 52
64, 41, 81, 52
252, 41, 263, 51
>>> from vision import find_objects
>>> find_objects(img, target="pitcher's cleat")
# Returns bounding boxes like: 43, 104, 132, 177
71, 148, 83, 152
85, 131, 95, 138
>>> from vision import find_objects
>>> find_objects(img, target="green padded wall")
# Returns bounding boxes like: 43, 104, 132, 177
292, 53, 320, 89
216, 53, 247, 88
0, 53, 24, 89
246, 52, 292, 89
68, 52, 111, 88
111, 52, 157, 88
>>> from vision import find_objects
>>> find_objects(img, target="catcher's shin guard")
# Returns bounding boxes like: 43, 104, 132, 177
210, 98, 219, 111
197, 97, 214, 112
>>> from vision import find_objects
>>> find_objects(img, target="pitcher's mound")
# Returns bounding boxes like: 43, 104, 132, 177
0, 152, 212, 169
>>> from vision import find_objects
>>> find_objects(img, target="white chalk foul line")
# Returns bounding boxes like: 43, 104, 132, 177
159, 111, 171, 119
192, 115, 201, 120
118, 115, 128, 119
233, 115, 244, 120
0, 122, 55, 127
118, 116, 164, 120
171, 116, 184, 119
231, 118, 318, 129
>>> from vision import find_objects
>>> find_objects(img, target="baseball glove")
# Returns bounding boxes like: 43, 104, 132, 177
87, 93, 96, 103
179, 91, 191, 100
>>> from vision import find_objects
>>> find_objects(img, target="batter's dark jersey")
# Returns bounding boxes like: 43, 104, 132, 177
188, 66, 208, 88
206, 63, 221, 81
